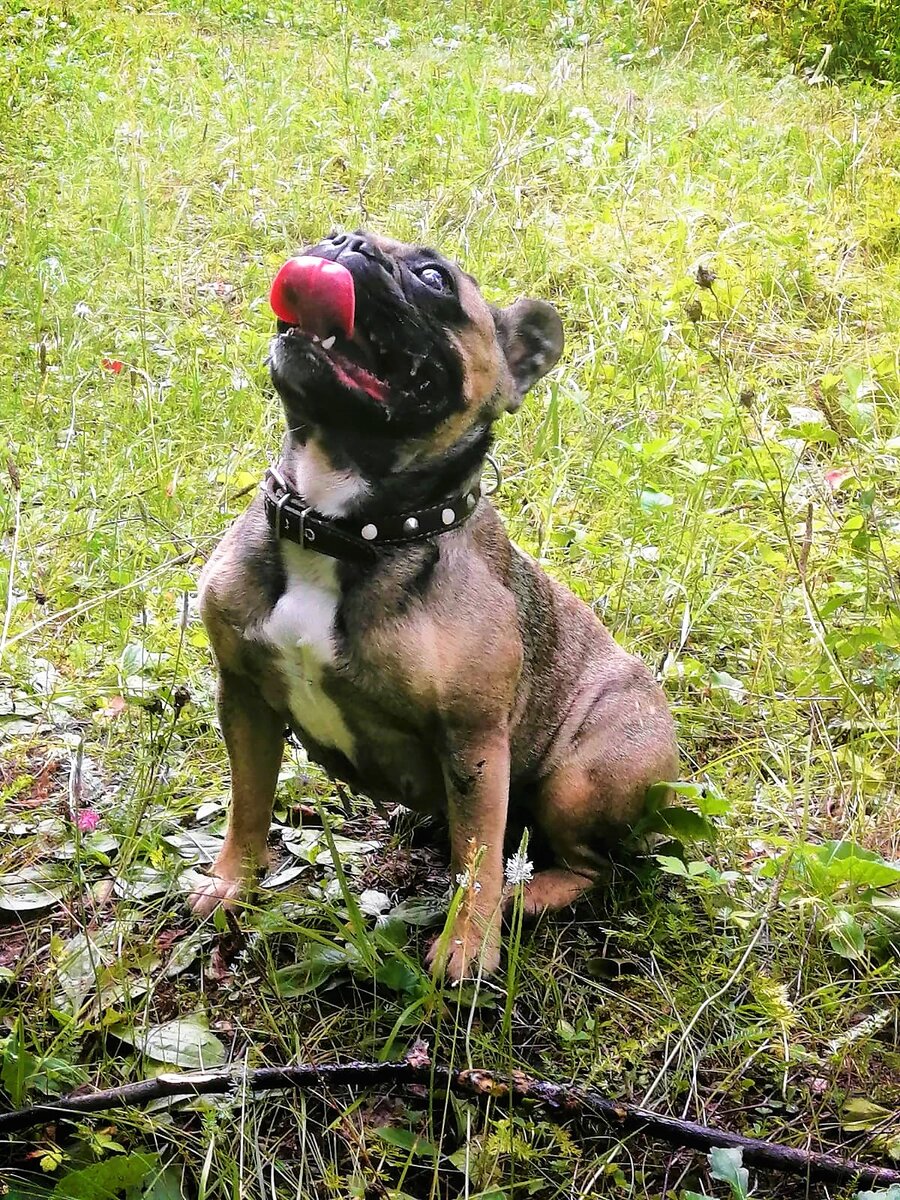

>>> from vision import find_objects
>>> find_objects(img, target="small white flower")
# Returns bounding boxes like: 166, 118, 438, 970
505, 852, 534, 886
177, 591, 200, 630
73, 301, 91, 318
501, 82, 537, 96
373, 23, 400, 48
455, 871, 481, 893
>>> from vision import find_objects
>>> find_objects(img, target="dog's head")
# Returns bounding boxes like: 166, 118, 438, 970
267, 232, 563, 458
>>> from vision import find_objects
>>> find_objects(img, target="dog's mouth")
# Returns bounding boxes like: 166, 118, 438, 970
270, 255, 396, 405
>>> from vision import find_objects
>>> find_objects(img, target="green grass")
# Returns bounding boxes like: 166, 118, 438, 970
2, 1, 900, 1197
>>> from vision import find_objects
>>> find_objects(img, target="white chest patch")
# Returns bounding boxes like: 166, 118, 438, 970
253, 542, 356, 762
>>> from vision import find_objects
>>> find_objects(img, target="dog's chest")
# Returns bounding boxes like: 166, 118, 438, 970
253, 544, 356, 761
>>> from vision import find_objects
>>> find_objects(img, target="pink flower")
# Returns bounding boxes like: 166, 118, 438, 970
824, 467, 853, 492
77, 809, 100, 833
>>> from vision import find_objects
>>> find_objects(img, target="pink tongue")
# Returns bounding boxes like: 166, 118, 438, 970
269, 256, 355, 337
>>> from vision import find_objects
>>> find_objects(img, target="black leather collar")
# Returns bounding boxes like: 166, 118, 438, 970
261, 465, 482, 565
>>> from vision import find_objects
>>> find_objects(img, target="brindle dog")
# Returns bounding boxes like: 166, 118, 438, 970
190, 231, 677, 981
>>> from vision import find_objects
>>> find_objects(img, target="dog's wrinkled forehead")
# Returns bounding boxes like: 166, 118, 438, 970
356, 233, 508, 410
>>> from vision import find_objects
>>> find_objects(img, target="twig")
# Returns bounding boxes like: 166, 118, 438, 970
1, 1056, 899, 1188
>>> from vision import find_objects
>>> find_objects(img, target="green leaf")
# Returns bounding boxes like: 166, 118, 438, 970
710, 669, 746, 701
112, 865, 174, 902
111, 1015, 225, 1069
709, 1146, 750, 1198
688, 860, 714, 876
842, 1097, 893, 1131
358, 889, 391, 916
639, 488, 673, 511
373, 1125, 439, 1159
654, 806, 717, 843
55, 929, 117, 1010
654, 854, 688, 876
0, 870, 67, 913
273, 945, 354, 997
143, 1165, 184, 1199
0, 1033, 37, 1107
815, 842, 900, 890
871, 895, 900, 923
828, 909, 867, 960
375, 957, 426, 996
387, 896, 447, 928
52, 1152, 159, 1199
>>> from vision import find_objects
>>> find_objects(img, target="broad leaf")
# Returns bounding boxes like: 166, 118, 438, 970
654, 806, 717, 843
709, 1146, 750, 1198
827, 909, 867, 960
273, 945, 356, 996
0, 870, 66, 913
113, 865, 174, 901
373, 1125, 439, 1159
52, 1152, 159, 1199
358, 889, 391, 916
387, 897, 447, 928
55, 928, 118, 1010
111, 1015, 225, 1069
375, 957, 426, 996
842, 1098, 894, 1131
814, 842, 900, 890
143, 1166, 185, 1200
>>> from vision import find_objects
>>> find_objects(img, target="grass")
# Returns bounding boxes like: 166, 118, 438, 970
2, 0, 900, 1196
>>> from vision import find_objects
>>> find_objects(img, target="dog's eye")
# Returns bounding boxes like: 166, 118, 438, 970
416, 265, 453, 294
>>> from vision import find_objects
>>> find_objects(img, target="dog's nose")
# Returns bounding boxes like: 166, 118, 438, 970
326, 232, 387, 268
327, 232, 367, 254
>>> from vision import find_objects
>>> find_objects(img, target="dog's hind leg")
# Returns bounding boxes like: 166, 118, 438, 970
517, 738, 675, 916
189, 670, 284, 916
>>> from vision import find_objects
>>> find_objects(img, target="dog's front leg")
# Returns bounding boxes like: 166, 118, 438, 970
428, 727, 510, 981
189, 670, 284, 916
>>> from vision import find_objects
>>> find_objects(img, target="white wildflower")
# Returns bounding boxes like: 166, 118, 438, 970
828, 1008, 893, 1055
73, 301, 92, 318
455, 871, 482, 893
504, 852, 534, 886
177, 591, 200, 630
569, 105, 602, 133
501, 82, 537, 96
373, 23, 400, 48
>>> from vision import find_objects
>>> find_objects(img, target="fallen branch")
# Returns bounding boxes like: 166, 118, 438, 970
2, 1055, 898, 1190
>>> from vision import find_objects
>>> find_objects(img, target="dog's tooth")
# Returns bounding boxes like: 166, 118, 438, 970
321, 335, 336, 350
312, 334, 320, 343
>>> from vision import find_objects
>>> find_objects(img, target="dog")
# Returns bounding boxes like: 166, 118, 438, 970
190, 231, 678, 981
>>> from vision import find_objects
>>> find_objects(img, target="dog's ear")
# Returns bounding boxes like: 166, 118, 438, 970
493, 298, 564, 411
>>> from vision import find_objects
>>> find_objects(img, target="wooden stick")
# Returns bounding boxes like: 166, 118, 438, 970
2, 1057, 897, 1189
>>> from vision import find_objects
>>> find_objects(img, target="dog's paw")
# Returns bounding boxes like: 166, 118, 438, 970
187, 873, 244, 918
426, 921, 501, 983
